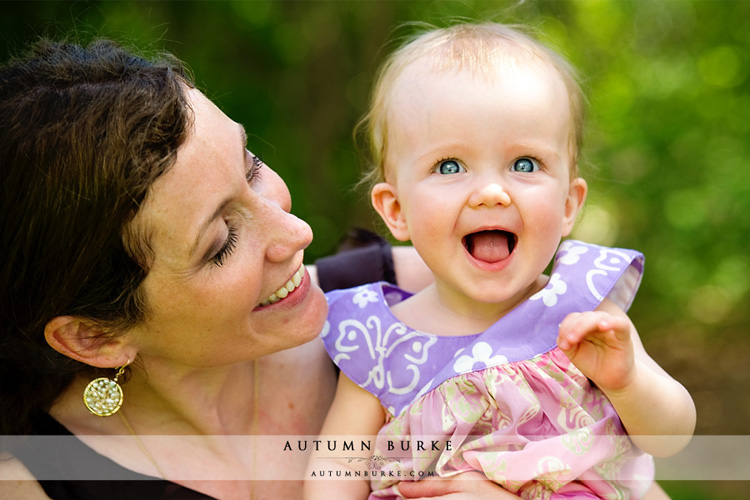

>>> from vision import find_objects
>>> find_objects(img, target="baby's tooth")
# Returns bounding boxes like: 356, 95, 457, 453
268, 293, 279, 303
292, 270, 302, 287
276, 287, 289, 299
285, 279, 295, 292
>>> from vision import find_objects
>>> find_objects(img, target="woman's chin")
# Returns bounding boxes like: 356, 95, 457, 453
264, 281, 328, 349
294, 284, 329, 343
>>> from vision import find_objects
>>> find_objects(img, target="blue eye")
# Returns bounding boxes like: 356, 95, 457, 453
511, 158, 539, 173
437, 160, 465, 175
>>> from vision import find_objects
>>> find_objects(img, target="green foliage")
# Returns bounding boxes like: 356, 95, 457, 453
2, 3, 749, 496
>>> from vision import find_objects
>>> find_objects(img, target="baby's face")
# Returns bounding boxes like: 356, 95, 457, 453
379, 59, 586, 313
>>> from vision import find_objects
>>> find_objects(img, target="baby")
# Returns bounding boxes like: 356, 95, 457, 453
306, 22, 695, 500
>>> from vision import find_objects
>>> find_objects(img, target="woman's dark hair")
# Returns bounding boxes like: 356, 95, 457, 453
0, 38, 194, 434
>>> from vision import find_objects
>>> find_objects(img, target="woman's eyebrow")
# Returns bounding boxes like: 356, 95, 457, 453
238, 123, 248, 156
188, 123, 248, 259
190, 198, 231, 260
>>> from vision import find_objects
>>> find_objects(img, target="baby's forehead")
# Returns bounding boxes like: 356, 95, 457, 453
388, 55, 568, 109
403, 49, 564, 84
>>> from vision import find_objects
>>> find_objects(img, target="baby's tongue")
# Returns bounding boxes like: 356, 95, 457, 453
467, 231, 510, 263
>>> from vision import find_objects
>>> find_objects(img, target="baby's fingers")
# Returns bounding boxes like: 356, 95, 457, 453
558, 311, 628, 350
558, 312, 598, 349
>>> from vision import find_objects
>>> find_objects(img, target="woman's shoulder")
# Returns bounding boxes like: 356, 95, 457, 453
0, 453, 51, 499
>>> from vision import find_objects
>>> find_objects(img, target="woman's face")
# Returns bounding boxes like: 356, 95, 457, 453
129, 88, 327, 368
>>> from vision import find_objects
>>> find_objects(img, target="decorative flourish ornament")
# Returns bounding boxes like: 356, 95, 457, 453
83, 363, 128, 417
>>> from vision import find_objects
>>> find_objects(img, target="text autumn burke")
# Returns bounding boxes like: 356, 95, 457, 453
283, 440, 453, 452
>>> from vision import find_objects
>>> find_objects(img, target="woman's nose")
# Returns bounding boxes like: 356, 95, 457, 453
468, 181, 512, 208
258, 166, 312, 263
260, 166, 293, 213
265, 210, 313, 263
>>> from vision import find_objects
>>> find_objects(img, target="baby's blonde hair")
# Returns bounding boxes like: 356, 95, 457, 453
357, 22, 585, 188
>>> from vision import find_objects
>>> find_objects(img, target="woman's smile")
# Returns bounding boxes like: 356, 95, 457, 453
258, 264, 306, 307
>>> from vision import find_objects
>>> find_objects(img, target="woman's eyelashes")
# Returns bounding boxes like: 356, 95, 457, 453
208, 154, 262, 268
246, 153, 263, 184
212, 225, 238, 267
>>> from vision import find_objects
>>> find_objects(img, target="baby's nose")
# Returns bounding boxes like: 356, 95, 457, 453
469, 182, 511, 208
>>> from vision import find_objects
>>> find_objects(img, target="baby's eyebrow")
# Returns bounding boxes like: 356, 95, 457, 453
515, 142, 562, 162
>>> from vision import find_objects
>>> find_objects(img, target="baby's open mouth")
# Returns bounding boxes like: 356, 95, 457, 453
463, 230, 517, 263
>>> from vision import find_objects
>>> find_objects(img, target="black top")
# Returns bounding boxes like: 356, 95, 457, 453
11, 230, 395, 499
13, 412, 214, 499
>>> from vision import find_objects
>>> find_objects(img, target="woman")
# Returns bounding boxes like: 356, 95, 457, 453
0, 38, 525, 500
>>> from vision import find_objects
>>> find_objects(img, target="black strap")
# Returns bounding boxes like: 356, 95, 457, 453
315, 228, 396, 292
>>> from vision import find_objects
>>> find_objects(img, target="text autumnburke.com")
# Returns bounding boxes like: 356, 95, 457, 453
309, 470, 437, 478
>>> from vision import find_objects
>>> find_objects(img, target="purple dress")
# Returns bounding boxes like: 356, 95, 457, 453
322, 240, 654, 499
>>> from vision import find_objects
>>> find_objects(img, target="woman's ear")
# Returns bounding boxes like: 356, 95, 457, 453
371, 182, 410, 242
44, 316, 135, 369
562, 177, 588, 237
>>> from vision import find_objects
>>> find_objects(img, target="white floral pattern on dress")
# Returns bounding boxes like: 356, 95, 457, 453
352, 287, 380, 309
530, 273, 567, 307
557, 240, 589, 265
453, 342, 509, 373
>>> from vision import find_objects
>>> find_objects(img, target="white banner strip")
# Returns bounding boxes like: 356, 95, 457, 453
1, 435, 748, 481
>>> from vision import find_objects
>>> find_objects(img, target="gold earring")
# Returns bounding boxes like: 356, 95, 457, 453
83, 361, 128, 417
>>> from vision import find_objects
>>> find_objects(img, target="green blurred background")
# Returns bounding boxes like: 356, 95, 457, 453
1, 1, 748, 497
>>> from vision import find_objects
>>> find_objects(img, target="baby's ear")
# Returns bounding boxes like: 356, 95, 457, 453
44, 316, 135, 369
562, 177, 588, 237
371, 182, 410, 242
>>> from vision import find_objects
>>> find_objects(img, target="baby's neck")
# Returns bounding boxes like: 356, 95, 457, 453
391, 275, 548, 336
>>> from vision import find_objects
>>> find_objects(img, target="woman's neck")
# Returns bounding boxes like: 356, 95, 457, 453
125, 358, 258, 436
50, 358, 257, 437
50, 337, 335, 438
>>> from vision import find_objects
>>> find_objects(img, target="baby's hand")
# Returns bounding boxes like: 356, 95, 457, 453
557, 311, 635, 393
